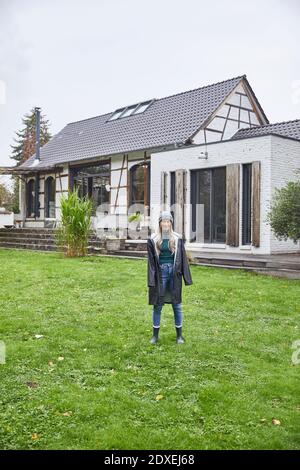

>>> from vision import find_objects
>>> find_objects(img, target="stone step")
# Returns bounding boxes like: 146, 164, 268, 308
90, 251, 144, 260
0, 228, 58, 234
0, 236, 56, 245
0, 241, 107, 254
194, 256, 267, 269
124, 243, 147, 252
0, 236, 106, 248
0, 241, 62, 251
0, 228, 98, 236
193, 255, 300, 271
110, 249, 147, 258
265, 261, 300, 271
252, 268, 300, 280
191, 261, 300, 279
0, 234, 57, 242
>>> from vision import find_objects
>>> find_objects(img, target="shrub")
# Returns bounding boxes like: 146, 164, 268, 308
55, 188, 93, 257
266, 181, 300, 243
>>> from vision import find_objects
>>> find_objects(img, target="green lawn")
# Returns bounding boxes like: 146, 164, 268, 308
0, 248, 299, 450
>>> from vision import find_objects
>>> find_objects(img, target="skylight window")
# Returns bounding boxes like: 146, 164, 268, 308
120, 105, 138, 118
109, 108, 124, 120
132, 101, 152, 115
108, 100, 153, 121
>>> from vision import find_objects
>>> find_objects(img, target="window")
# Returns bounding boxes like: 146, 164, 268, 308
109, 109, 124, 120
132, 101, 152, 115
26, 179, 35, 218
120, 105, 138, 118
129, 162, 150, 213
71, 163, 110, 215
191, 167, 226, 243
107, 100, 153, 121
45, 176, 56, 218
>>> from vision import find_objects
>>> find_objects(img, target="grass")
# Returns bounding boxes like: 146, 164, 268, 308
0, 248, 299, 450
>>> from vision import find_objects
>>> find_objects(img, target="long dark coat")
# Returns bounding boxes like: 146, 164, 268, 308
147, 231, 193, 305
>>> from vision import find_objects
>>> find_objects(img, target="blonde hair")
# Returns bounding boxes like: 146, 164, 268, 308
154, 220, 176, 254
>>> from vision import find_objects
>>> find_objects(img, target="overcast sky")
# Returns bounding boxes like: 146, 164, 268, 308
0, 0, 299, 188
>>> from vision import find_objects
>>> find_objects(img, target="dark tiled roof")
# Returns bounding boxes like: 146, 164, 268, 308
232, 119, 300, 142
19, 75, 245, 169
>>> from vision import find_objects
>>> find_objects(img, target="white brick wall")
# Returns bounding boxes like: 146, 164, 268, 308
150, 135, 300, 255
270, 136, 300, 252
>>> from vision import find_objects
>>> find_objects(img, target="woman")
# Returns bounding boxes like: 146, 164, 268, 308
147, 210, 193, 344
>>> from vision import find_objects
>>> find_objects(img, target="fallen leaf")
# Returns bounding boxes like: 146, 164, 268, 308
272, 418, 281, 426
26, 381, 38, 389
155, 394, 164, 401
31, 433, 39, 440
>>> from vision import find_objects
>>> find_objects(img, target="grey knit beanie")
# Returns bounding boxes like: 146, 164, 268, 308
158, 210, 173, 224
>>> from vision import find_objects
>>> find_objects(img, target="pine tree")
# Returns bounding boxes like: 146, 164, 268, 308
10, 107, 52, 164
9, 107, 52, 212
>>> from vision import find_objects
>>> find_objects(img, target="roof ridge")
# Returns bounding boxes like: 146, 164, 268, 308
66, 74, 246, 127
237, 117, 300, 132
154, 74, 245, 102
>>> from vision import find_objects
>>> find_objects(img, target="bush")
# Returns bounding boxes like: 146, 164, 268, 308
55, 188, 93, 257
267, 181, 300, 243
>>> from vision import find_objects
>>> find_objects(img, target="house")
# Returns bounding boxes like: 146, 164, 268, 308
153, 120, 300, 255
2, 74, 300, 254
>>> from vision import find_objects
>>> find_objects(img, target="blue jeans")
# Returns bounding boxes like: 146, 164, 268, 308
152, 262, 183, 328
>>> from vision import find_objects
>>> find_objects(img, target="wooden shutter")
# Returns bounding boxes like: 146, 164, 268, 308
251, 161, 261, 247
160, 171, 167, 210
226, 163, 240, 246
174, 169, 186, 237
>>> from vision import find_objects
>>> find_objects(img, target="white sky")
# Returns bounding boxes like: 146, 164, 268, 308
0, 0, 300, 189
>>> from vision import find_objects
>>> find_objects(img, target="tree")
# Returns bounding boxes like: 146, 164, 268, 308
267, 181, 300, 244
10, 107, 52, 165
0, 182, 14, 210
9, 107, 52, 212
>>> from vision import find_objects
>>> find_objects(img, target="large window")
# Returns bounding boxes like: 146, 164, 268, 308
191, 167, 226, 243
71, 162, 110, 215
26, 178, 35, 218
129, 162, 150, 214
45, 176, 56, 218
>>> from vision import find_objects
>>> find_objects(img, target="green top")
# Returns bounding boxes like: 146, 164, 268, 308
159, 238, 174, 264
